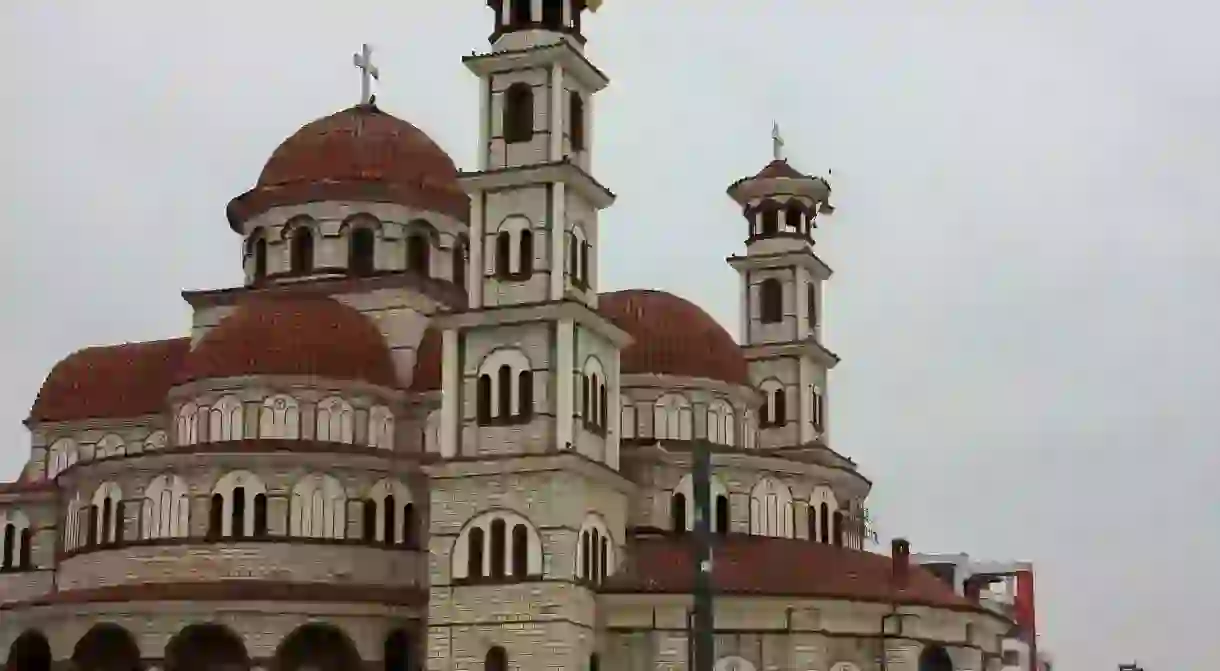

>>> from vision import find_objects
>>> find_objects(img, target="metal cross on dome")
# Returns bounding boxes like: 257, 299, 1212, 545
353, 43, 380, 105
771, 121, 785, 161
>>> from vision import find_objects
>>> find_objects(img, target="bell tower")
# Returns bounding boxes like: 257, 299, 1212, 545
426, 4, 632, 671
726, 125, 838, 450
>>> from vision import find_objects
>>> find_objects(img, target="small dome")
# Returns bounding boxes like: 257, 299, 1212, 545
178, 295, 398, 388
226, 103, 470, 230
599, 290, 750, 386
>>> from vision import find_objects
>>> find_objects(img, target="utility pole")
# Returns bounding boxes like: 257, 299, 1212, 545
691, 438, 715, 671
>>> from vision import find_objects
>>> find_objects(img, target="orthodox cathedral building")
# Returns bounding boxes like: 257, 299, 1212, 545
1, 2, 1013, 671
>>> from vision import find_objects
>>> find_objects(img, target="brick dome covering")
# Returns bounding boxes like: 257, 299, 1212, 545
29, 338, 192, 423
409, 327, 442, 392
177, 296, 398, 388
599, 290, 749, 386
226, 103, 470, 230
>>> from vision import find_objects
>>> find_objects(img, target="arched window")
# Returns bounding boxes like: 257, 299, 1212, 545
653, 394, 693, 440
176, 403, 200, 446
368, 405, 395, 450
671, 492, 687, 533
290, 474, 347, 540
315, 396, 355, 444
820, 502, 831, 544
453, 511, 542, 581
249, 233, 268, 280
806, 283, 819, 330
489, 518, 506, 579
477, 374, 493, 424
406, 233, 430, 276
759, 381, 786, 428
674, 474, 730, 534
91, 482, 124, 546
208, 395, 244, 443
833, 510, 845, 546
495, 231, 512, 277
47, 438, 79, 479
510, 0, 532, 25
715, 494, 730, 534
367, 479, 414, 546
576, 515, 615, 582
503, 83, 534, 144
485, 646, 508, 671
511, 523, 529, 576
259, 394, 301, 440
210, 472, 268, 539
518, 228, 534, 274
570, 91, 586, 151
759, 278, 784, 324
785, 202, 804, 232
749, 477, 795, 538
142, 474, 190, 540
290, 226, 314, 274
95, 434, 125, 459
350, 227, 376, 275
0, 511, 31, 570
812, 387, 825, 432
518, 369, 533, 418
760, 207, 779, 236
707, 400, 735, 446
497, 365, 513, 419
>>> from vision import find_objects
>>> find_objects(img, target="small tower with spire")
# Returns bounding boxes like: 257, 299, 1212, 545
726, 125, 838, 451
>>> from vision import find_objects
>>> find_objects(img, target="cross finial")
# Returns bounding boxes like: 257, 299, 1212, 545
353, 43, 380, 106
771, 121, 785, 161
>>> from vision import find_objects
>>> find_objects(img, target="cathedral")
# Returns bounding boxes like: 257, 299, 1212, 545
0, 2, 1014, 671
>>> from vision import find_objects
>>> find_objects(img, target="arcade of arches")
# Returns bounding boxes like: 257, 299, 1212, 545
4, 622, 423, 671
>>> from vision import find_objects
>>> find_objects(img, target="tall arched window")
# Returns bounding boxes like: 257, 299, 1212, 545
760, 207, 779, 236
350, 227, 376, 275
467, 527, 485, 577
749, 478, 795, 538
785, 202, 804, 233
570, 91, 586, 151
489, 518, 507, 579
247, 232, 267, 280
511, 523, 529, 576
495, 231, 512, 277
541, 0, 564, 29
290, 474, 347, 540
671, 492, 687, 533
503, 83, 534, 144
812, 387, 825, 432
455, 511, 542, 581
406, 233, 430, 276
290, 226, 314, 274
518, 369, 533, 419
806, 283, 819, 329
497, 365, 513, 419
477, 374, 493, 424
142, 474, 190, 540
759, 382, 787, 428
759, 278, 783, 323
518, 229, 534, 275
715, 494, 730, 534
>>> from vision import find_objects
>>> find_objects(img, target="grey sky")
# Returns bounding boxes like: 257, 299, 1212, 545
2, 1, 1217, 668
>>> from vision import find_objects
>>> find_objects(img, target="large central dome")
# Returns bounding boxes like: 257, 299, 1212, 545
226, 103, 470, 230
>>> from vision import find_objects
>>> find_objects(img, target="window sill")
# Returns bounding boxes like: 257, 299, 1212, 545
477, 415, 534, 427
494, 271, 534, 282
453, 574, 544, 586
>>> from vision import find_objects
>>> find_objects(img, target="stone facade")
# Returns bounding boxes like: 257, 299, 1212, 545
1, 3, 1013, 671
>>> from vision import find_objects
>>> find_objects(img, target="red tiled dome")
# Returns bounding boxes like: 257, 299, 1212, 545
177, 296, 398, 388
226, 103, 470, 230
599, 290, 749, 386
28, 338, 191, 423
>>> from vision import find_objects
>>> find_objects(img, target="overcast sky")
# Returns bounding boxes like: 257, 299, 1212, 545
2, 1, 1217, 669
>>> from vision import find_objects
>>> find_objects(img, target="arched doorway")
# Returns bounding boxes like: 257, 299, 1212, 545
165, 624, 250, 671
919, 644, 955, 671
6, 630, 51, 671
273, 624, 361, 671
72, 624, 142, 671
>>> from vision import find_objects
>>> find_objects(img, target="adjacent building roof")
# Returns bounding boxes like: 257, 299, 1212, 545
177, 295, 399, 388
602, 534, 977, 610
28, 338, 192, 423
226, 103, 470, 229
600, 289, 751, 387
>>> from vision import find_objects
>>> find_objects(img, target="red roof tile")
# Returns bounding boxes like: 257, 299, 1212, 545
753, 159, 809, 180
409, 327, 442, 392
600, 290, 750, 386
177, 295, 399, 388
226, 103, 470, 230
602, 534, 975, 610
28, 338, 191, 423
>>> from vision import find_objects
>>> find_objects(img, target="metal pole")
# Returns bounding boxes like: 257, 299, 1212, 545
691, 439, 715, 671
